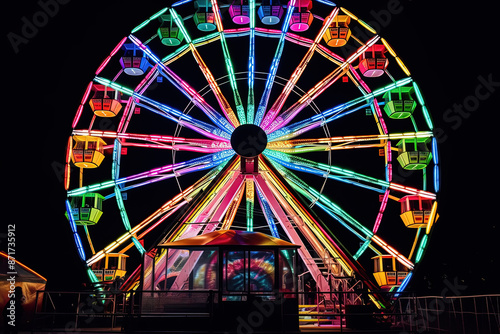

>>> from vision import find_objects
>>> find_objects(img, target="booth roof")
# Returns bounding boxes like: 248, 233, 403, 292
0, 251, 47, 283
158, 230, 299, 248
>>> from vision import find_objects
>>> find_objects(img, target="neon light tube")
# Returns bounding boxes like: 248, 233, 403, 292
353, 239, 371, 260
131, 7, 169, 33
371, 235, 414, 270
86, 267, 99, 283
413, 81, 434, 130
396, 271, 413, 295
373, 190, 389, 233
172, 0, 192, 6
73, 130, 231, 149
65, 200, 86, 261
111, 139, 121, 181
256, 187, 279, 238
72, 81, 93, 128
425, 201, 438, 235
314, 0, 336, 6
246, 178, 255, 231
415, 234, 428, 263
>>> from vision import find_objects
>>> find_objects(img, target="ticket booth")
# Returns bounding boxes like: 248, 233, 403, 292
140, 230, 299, 332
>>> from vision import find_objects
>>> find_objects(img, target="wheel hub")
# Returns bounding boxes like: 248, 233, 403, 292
230, 124, 268, 158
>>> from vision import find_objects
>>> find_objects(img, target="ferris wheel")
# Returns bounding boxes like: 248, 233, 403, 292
64, 0, 439, 304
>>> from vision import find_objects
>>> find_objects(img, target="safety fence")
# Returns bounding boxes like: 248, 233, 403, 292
397, 294, 500, 333
32, 291, 500, 333
32, 289, 417, 332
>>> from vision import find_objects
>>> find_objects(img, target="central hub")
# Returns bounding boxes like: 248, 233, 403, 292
230, 124, 268, 158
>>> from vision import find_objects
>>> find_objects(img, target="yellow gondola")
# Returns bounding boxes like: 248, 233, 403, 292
323, 15, 351, 47
71, 135, 106, 169
372, 255, 408, 287
91, 253, 128, 283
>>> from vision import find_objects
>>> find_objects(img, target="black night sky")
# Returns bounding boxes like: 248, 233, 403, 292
3, 0, 500, 298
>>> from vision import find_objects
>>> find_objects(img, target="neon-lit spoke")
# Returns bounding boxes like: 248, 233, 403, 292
245, 177, 255, 231
221, 186, 245, 230
268, 77, 413, 141
253, 2, 296, 126
170, 8, 241, 128
268, 159, 413, 270
260, 158, 366, 279
94, 76, 230, 141
111, 139, 145, 255
128, 35, 235, 134
210, 0, 246, 124
266, 148, 435, 200
269, 158, 374, 239
264, 149, 389, 193
86, 164, 225, 267
73, 130, 231, 154
68, 150, 234, 197
266, 35, 380, 133
255, 187, 279, 238
267, 131, 433, 153
260, 7, 340, 130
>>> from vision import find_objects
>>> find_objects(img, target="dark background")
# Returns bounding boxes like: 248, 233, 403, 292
3, 0, 499, 296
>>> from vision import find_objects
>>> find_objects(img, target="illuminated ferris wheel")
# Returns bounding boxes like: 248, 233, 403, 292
64, 0, 439, 304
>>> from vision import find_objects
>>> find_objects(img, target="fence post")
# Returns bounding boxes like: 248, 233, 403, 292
111, 292, 116, 328
75, 292, 81, 330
